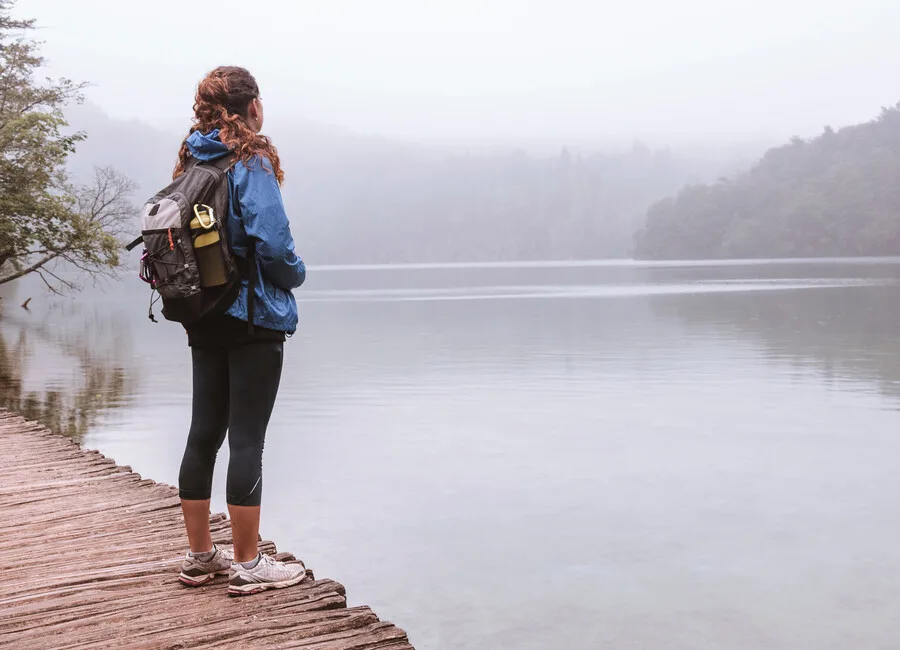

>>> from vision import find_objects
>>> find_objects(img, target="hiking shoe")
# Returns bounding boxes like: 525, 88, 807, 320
228, 554, 308, 596
178, 545, 234, 586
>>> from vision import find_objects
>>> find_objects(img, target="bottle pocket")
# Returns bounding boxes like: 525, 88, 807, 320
192, 226, 230, 287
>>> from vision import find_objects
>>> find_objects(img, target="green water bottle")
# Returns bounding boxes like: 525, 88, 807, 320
190, 204, 228, 287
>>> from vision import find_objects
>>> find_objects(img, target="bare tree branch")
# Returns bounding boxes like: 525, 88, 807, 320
35, 270, 63, 295
37, 265, 76, 292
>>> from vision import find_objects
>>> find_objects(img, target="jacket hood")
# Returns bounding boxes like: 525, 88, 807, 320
185, 129, 231, 161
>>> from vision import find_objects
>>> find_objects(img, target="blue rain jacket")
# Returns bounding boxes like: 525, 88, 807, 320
185, 130, 305, 333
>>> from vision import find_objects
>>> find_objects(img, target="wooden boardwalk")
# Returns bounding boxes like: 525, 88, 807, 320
0, 412, 415, 649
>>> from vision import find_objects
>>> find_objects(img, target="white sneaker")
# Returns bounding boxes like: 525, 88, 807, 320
179, 545, 234, 586
228, 554, 308, 596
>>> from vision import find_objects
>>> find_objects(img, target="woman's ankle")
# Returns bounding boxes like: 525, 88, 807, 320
236, 553, 261, 568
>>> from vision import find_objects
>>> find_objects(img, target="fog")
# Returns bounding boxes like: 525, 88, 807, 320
16, 0, 900, 264
21, 0, 900, 146
10, 6, 900, 647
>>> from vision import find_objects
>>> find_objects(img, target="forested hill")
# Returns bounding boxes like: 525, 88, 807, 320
633, 104, 900, 260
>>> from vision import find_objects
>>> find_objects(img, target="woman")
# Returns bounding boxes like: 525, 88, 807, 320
173, 66, 307, 596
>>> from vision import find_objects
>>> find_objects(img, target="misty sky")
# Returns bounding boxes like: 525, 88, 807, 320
19, 0, 900, 146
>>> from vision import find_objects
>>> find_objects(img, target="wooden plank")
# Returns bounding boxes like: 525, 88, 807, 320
0, 411, 414, 649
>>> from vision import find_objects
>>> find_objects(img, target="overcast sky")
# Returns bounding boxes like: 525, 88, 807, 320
18, 0, 900, 147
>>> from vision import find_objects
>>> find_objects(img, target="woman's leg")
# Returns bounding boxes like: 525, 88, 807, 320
225, 341, 283, 562
179, 346, 230, 553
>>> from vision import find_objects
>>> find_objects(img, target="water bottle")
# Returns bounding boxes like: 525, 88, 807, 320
190, 204, 228, 287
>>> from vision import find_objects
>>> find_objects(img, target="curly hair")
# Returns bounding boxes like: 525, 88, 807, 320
174, 66, 284, 184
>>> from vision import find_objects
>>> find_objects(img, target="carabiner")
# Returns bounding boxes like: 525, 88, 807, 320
193, 204, 216, 229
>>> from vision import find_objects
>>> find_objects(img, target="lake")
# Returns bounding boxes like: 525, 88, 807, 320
4, 259, 900, 649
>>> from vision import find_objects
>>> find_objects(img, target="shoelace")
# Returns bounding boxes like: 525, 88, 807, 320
260, 554, 303, 576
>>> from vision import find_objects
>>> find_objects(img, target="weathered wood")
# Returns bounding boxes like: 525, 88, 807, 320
0, 411, 414, 649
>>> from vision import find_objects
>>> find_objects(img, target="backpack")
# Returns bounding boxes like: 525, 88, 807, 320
126, 156, 255, 328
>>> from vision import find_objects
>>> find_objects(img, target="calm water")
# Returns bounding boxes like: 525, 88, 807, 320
4, 259, 900, 649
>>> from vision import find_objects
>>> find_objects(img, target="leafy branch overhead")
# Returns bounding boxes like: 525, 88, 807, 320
0, 0, 135, 292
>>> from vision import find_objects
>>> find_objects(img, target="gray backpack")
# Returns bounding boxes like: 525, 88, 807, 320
126, 156, 255, 327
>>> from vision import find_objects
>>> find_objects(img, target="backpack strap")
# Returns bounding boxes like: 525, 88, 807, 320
204, 154, 256, 334
246, 240, 257, 335
204, 154, 237, 173
125, 235, 144, 252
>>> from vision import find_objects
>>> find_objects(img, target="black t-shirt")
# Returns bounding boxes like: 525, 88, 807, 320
186, 314, 286, 349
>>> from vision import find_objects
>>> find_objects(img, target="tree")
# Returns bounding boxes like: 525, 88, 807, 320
0, 0, 134, 293
633, 102, 900, 260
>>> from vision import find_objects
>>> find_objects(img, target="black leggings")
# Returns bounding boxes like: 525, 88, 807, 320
178, 341, 283, 507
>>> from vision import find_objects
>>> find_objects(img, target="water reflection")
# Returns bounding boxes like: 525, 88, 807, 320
0, 301, 137, 441
651, 284, 900, 406
6, 262, 900, 650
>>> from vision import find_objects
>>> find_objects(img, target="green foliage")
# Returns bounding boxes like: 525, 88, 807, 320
634, 104, 900, 259
0, 0, 134, 291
